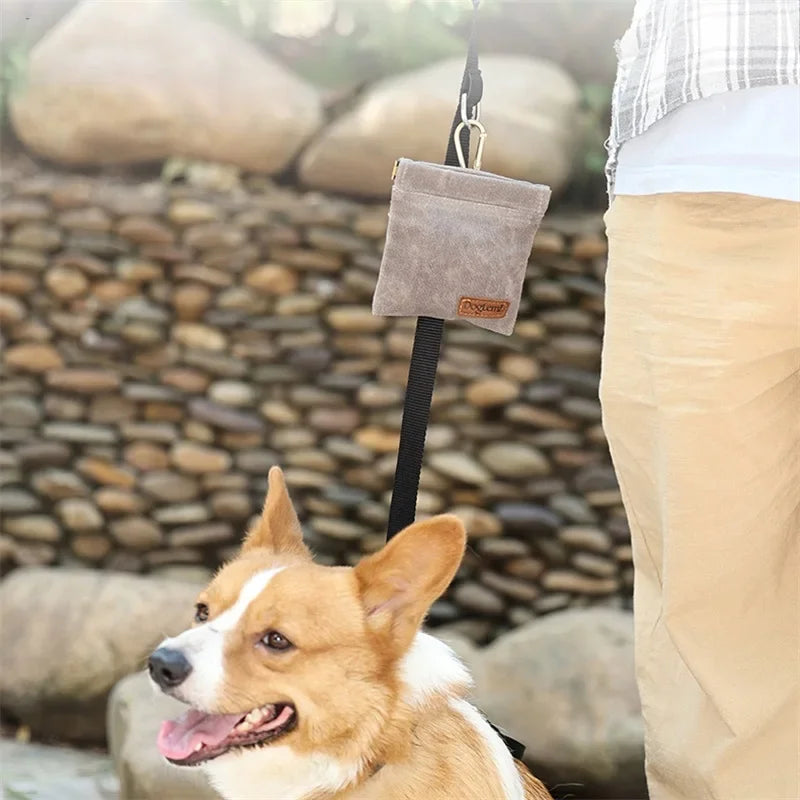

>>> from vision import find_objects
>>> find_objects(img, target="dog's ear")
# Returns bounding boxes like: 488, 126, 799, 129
242, 466, 310, 559
354, 514, 466, 657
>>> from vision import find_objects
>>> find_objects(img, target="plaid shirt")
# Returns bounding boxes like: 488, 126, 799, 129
606, 0, 800, 195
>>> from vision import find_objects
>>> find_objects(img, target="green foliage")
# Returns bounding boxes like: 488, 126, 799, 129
580, 82, 613, 176
0, 41, 29, 129
201, 0, 478, 89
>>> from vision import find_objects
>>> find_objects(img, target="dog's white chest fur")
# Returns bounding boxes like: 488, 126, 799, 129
204, 745, 362, 800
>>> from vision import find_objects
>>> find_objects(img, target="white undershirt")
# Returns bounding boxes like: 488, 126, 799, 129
615, 85, 800, 202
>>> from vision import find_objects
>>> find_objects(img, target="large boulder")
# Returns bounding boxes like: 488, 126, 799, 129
0, 738, 119, 800
472, 608, 646, 799
299, 55, 581, 198
0, 567, 202, 743
10, 0, 322, 173
108, 670, 221, 800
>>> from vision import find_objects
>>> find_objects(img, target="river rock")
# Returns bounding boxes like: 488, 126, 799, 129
109, 671, 222, 799
0, 396, 42, 427
0, 568, 202, 743
452, 581, 505, 616
171, 441, 231, 473
56, 498, 103, 531
429, 452, 490, 486
4, 343, 63, 373
449, 505, 502, 538
31, 469, 88, 499
10, 1, 322, 173
110, 517, 163, 550
2, 514, 61, 543
0, 739, 120, 800
466, 376, 520, 408
479, 442, 550, 478
300, 55, 580, 197
473, 609, 645, 798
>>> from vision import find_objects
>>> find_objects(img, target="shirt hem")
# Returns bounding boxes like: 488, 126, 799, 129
613, 167, 800, 203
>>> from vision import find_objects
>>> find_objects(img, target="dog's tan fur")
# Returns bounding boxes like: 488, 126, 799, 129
167, 467, 553, 800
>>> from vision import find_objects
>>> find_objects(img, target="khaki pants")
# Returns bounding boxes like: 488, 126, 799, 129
600, 193, 800, 800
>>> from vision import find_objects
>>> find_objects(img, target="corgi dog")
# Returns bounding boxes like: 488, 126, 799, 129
149, 466, 553, 800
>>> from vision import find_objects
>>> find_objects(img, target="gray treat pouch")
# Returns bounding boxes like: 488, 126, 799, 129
373, 158, 551, 335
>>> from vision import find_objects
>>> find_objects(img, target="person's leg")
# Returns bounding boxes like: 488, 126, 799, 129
600, 193, 800, 800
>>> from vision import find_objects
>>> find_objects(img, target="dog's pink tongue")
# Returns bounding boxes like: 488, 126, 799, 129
157, 708, 242, 761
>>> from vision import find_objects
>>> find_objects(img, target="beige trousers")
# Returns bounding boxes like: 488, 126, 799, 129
600, 193, 800, 800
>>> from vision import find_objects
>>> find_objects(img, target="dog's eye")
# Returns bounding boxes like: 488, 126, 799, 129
262, 631, 292, 651
194, 603, 209, 623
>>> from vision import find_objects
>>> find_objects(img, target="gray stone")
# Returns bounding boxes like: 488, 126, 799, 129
495, 503, 561, 534
322, 484, 371, 508
189, 398, 265, 432
0, 488, 41, 513
452, 582, 505, 616
110, 516, 164, 550
449, 505, 503, 538
108, 671, 226, 800
479, 442, 550, 479
480, 572, 539, 603
153, 503, 209, 526
476, 538, 531, 560
235, 449, 278, 474
168, 522, 234, 548
2, 514, 61, 543
575, 465, 619, 493
549, 493, 598, 525
0, 396, 42, 427
429, 452, 490, 486
45, 394, 87, 421
31, 469, 89, 500
208, 380, 256, 407
56, 498, 103, 531
541, 570, 618, 595
16, 441, 71, 467
119, 422, 177, 443
300, 55, 580, 197
12, 1, 322, 174
473, 610, 646, 798
561, 396, 603, 421
311, 517, 369, 541
572, 552, 618, 578
559, 525, 612, 553
209, 491, 252, 520
0, 568, 202, 743
0, 739, 120, 800
42, 423, 116, 444
140, 471, 199, 503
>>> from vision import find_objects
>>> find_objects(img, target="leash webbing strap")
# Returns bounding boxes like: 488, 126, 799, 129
382, 1, 528, 763
386, 0, 481, 540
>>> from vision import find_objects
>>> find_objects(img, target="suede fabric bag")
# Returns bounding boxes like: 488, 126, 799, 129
373, 158, 551, 335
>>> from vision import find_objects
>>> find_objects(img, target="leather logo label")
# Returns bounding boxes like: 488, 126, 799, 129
457, 296, 510, 319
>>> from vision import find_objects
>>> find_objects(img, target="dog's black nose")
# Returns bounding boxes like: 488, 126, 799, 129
148, 647, 192, 689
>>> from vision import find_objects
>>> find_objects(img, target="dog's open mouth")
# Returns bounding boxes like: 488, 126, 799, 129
156, 702, 297, 766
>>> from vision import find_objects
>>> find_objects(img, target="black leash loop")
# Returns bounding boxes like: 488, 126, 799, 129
386, 0, 481, 540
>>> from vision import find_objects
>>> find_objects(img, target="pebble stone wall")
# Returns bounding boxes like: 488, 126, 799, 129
0, 155, 631, 642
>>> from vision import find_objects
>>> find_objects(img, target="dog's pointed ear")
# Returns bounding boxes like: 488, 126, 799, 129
242, 466, 310, 559
354, 514, 466, 656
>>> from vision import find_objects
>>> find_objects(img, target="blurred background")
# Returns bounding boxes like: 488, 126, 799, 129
0, 1, 646, 798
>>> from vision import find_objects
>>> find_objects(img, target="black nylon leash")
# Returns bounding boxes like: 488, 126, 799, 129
386, 0, 481, 541
382, 0, 527, 763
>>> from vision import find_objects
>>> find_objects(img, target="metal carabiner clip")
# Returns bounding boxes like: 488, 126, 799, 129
460, 92, 481, 126
454, 118, 487, 171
